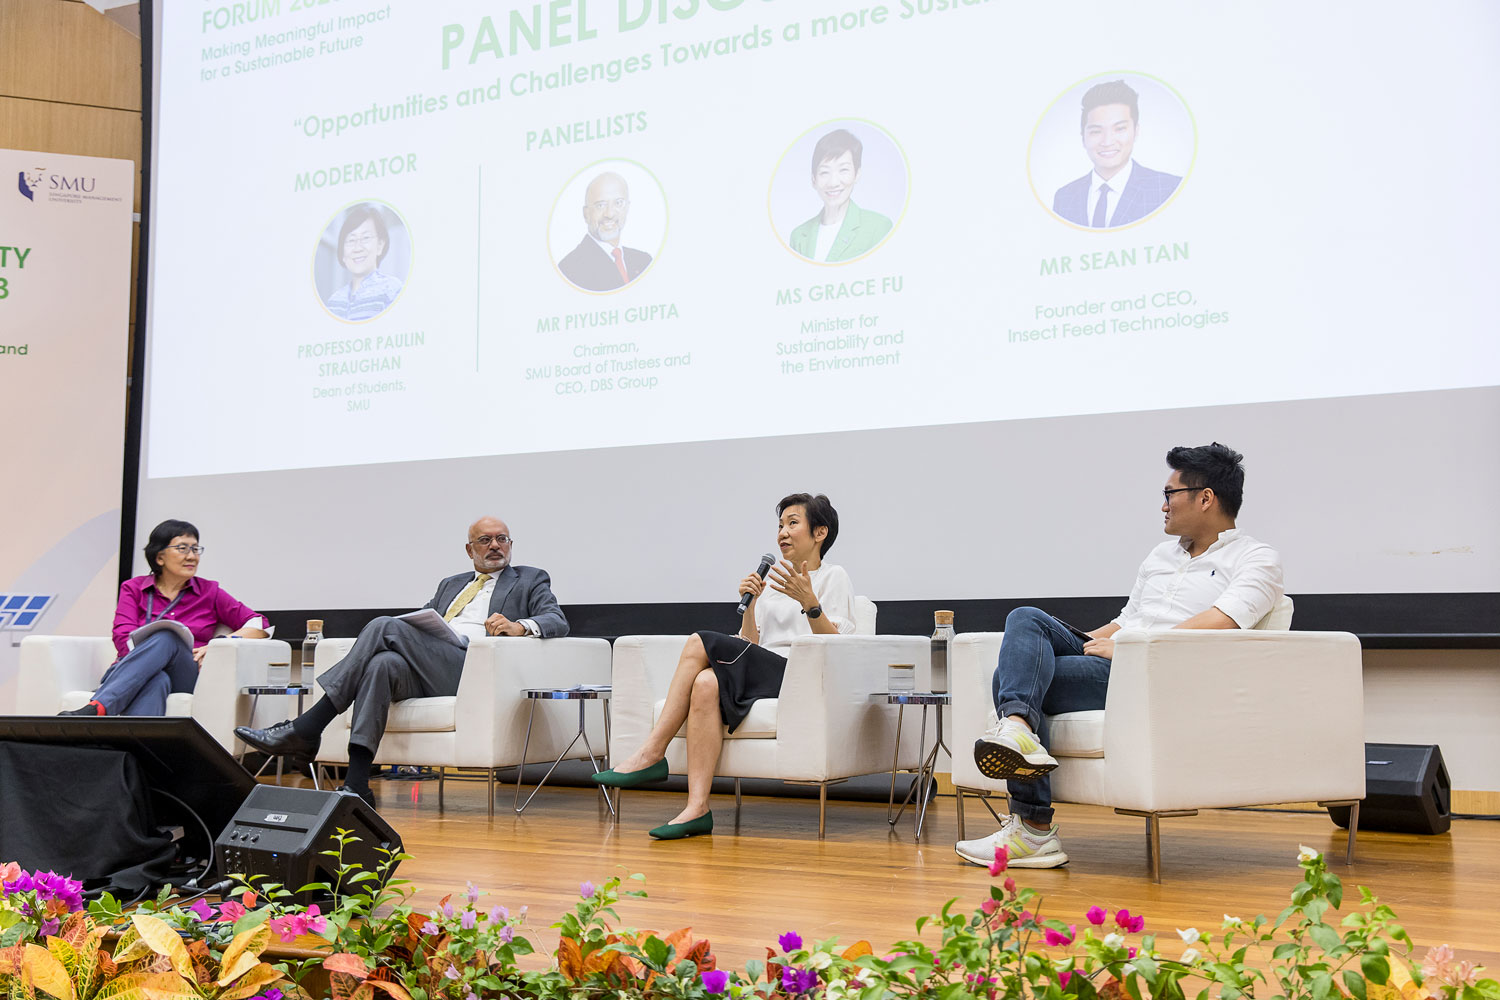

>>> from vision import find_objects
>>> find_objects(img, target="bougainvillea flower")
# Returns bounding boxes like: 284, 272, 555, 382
1003, 877, 1016, 894
701, 970, 729, 994
981, 898, 1000, 916
443, 965, 460, 980
1043, 924, 1076, 947
1115, 909, 1145, 933
489, 905, 508, 923
781, 967, 819, 993
779, 931, 803, 953
1057, 970, 1074, 987
1177, 928, 1200, 943
988, 845, 1009, 876
186, 899, 213, 922
218, 901, 247, 923
466, 881, 479, 904
580, 882, 596, 899
1085, 906, 1107, 926
460, 910, 476, 930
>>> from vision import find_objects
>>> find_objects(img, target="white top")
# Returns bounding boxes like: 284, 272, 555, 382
1090, 159, 1133, 227
753, 563, 856, 652
814, 220, 840, 262
1112, 529, 1284, 631
445, 572, 540, 642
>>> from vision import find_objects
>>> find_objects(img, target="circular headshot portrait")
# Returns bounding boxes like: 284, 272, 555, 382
313, 200, 411, 322
1029, 73, 1195, 232
549, 159, 667, 294
769, 119, 908, 265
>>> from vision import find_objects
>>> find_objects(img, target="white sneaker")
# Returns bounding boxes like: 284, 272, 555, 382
955, 813, 1069, 869
972, 712, 1058, 781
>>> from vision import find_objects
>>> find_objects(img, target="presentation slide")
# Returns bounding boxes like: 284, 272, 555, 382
145, 1, 1500, 481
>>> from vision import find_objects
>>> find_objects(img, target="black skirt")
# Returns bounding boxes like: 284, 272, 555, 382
698, 630, 788, 733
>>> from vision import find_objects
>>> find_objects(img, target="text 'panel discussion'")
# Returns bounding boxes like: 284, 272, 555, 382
2, 0, 1498, 993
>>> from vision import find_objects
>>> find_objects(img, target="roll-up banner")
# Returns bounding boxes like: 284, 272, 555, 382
0, 149, 134, 710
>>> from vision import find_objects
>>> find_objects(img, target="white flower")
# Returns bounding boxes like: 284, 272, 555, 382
1104, 933, 1125, 949
1181, 948, 1201, 964
1297, 845, 1320, 863
1177, 928, 1200, 944
1122, 963, 1137, 976
824, 979, 847, 1000
807, 951, 834, 971
1223, 914, 1242, 927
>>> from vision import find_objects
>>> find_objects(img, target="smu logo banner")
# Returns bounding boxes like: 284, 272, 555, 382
0, 594, 54, 631
17, 168, 43, 201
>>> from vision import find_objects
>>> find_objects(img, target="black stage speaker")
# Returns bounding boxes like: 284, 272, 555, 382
215, 785, 402, 904
0, 717, 257, 889
1328, 743, 1451, 835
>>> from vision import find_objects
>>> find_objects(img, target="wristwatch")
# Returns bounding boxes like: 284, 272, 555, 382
803, 605, 823, 619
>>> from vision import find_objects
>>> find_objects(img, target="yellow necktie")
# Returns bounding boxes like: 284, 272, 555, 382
443, 573, 492, 622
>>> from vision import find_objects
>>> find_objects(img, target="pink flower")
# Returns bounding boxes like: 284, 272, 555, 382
1020, 910, 1035, 924
421, 920, 439, 936
1423, 945, 1481, 989
217, 901, 247, 923
1115, 908, 1145, 934
988, 845, 1009, 876
1128, 947, 1137, 959
1058, 970, 1074, 987
1085, 906, 1107, 926
0, 862, 21, 884
186, 899, 213, 922
580, 882, 596, 899
489, 905, 508, 923
465, 882, 479, 904
981, 899, 1000, 916
268, 916, 299, 944
305, 904, 327, 934
1003, 877, 1016, 894
460, 910, 476, 930
500, 925, 514, 943
268, 904, 327, 943
1043, 924, 1077, 947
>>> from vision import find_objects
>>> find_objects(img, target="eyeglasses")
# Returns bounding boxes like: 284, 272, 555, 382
472, 534, 512, 547
342, 233, 379, 250
1162, 487, 1206, 502
588, 197, 629, 214
166, 544, 205, 556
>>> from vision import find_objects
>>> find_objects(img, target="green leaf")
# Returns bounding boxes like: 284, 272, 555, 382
1343, 971, 1368, 1000
1308, 924, 1342, 953
743, 959, 764, 984
1311, 972, 1335, 1000
1272, 943, 1300, 961
1361, 955, 1390, 985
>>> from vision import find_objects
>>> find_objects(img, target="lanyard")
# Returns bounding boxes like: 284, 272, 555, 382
145, 588, 185, 624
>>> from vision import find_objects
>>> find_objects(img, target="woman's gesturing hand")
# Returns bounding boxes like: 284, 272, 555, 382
768, 559, 817, 610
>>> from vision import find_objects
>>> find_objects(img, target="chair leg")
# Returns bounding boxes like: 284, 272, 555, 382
1345, 801, 1359, 864
818, 783, 828, 840
1146, 814, 1161, 884
955, 788, 966, 840
438, 767, 445, 812
734, 778, 742, 825
487, 768, 495, 821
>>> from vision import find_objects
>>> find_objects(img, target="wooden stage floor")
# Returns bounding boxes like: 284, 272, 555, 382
352, 776, 1499, 969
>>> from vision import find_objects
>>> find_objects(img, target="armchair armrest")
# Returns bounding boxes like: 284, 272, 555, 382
193, 637, 294, 752
948, 633, 1006, 790
775, 634, 931, 781
1101, 628, 1365, 811
17, 636, 116, 714
452, 637, 612, 767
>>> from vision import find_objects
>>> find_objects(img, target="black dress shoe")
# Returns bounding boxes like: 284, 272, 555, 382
60, 703, 103, 716
337, 784, 377, 809
235, 720, 318, 758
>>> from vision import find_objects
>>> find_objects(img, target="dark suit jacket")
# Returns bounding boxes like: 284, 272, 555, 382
1052, 162, 1181, 228
421, 565, 569, 638
557, 235, 652, 291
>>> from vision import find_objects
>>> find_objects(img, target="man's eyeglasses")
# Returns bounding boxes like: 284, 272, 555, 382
472, 534, 512, 547
166, 544, 205, 556
1162, 487, 1206, 502
588, 197, 629, 214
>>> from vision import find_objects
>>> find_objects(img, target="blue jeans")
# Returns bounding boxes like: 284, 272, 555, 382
990, 607, 1111, 826
93, 631, 198, 715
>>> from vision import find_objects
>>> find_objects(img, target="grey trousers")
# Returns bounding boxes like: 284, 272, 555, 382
316, 616, 466, 752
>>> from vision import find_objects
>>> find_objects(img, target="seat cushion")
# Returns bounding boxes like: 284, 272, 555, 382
1046, 710, 1104, 758
335, 696, 457, 732
653, 697, 778, 739
165, 693, 193, 717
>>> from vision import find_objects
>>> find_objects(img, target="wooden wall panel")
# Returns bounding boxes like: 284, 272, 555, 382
0, 96, 142, 208
0, 0, 142, 111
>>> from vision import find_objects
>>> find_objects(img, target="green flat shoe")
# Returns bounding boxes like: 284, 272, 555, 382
591, 758, 668, 788
648, 811, 713, 840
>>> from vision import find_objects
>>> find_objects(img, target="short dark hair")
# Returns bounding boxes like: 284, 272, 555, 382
777, 493, 839, 556
1166, 443, 1245, 518
144, 519, 199, 577
1080, 79, 1140, 132
336, 203, 390, 268
811, 129, 863, 176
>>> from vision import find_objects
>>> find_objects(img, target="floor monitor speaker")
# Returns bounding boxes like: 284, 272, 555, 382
1327, 743, 1450, 835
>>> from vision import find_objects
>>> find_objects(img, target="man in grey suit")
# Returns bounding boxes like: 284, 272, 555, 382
235, 516, 568, 805
1052, 79, 1181, 229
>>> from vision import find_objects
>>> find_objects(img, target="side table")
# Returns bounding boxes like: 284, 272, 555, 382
241, 684, 319, 788
514, 686, 614, 816
872, 691, 950, 840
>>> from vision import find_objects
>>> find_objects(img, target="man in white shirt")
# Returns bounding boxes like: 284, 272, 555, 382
235, 517, 568, 806
956, 443, 1283, 869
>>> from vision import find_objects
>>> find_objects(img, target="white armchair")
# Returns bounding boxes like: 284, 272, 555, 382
15, 633, 293, 752
949, 598, 1367, 881
309, 635, 612, 818
608, 598, 934, 836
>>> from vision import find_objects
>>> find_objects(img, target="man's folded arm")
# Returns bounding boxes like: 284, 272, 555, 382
523, 570, 569, 638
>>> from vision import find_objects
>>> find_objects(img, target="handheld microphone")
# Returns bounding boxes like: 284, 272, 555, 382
736, 553, 777, 616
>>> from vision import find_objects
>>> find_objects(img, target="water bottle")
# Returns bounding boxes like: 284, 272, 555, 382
300, 619, 324, 686
930, 610, 955, 693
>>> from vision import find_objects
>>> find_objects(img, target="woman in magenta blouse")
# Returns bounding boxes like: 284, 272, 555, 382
64, 519, 269, 716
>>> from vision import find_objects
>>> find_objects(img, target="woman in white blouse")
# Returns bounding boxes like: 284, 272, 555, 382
593, 493, 855, 839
